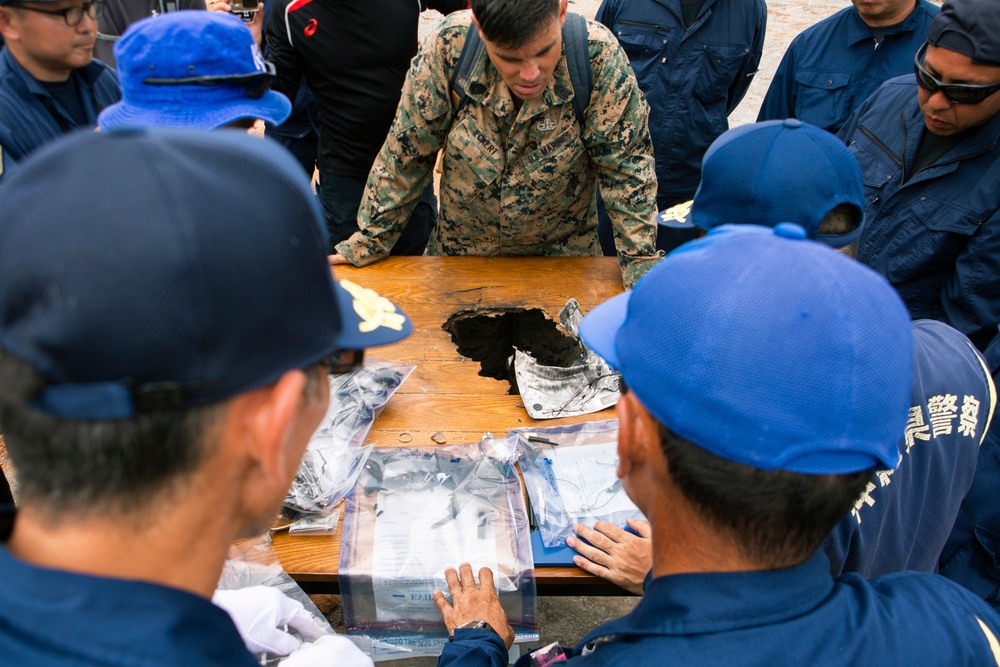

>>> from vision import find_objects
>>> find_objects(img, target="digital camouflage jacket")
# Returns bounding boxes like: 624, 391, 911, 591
335, 11, 662, 288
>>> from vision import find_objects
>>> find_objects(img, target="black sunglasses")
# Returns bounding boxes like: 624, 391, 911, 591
322, 349, 365, 376
7, 0, 104, 26
914, 42, 1000, 105
143, 61, 276, 99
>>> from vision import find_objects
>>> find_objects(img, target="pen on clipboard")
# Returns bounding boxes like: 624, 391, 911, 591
526, 435, 559, 446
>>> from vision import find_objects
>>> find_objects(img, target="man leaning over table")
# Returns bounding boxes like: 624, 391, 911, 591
328, 0, 662, 289
431, 223, 1000, 667
0, 128, 411, 665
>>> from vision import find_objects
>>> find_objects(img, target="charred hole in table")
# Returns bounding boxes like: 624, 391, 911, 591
443, 308, 581, 395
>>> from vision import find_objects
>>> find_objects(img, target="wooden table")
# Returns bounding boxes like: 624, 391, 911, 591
271, 256, 631, 596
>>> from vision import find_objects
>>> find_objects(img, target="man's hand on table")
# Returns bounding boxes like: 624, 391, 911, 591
434, 563, 514, 649
328, 253, 351, 266
567, 519, 652, 596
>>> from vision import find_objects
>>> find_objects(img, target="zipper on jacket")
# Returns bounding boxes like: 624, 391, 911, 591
617, 19, 671, 33
859, 126, 903, 168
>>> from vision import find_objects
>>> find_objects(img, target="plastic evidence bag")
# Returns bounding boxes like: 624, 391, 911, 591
340, 435, 539, 661
284, 360, 414, 518
513, 419, 645, 548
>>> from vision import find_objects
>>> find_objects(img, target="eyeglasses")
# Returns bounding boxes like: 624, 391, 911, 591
914, 42, 1000, 105
322, 349, 365, 376
143, 61, 276, 99
7, 0, 105, 26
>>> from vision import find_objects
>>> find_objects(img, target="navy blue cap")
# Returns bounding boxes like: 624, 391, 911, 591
928, 0, 1000, 66
0, 128, 411, 420
658, 119, 866, 249
99, 11, 290, 130
580, 224, 913, 474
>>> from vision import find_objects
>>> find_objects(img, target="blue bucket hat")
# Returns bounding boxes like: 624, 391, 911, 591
657, 119, 866, 248
98, 11, 291, 130
0, 128, 411, 420
580, 223, 913, 474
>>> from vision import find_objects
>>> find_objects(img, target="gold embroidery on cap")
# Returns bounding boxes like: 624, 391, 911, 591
658, 200, 693, 224
340, 279, 406, 333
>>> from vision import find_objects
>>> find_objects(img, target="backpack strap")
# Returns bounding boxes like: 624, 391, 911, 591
449, 13, 593, 126
562, 12, 591, 126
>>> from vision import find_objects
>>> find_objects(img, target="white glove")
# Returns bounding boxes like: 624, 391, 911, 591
279, 634, 374, 667
212, 586, 328, 656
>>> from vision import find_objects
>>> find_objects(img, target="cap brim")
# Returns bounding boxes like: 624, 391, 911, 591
97, 90, 292, 130
578, 291, 632, 370
332, 280, 413, 350
657, 200, 696, 229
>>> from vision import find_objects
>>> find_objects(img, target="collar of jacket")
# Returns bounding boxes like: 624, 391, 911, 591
576, 551, 836, 644
844, 0, 934, 47
1, 47, 108, 100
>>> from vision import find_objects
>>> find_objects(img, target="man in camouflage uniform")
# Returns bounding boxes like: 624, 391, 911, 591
329, 0, 661, 288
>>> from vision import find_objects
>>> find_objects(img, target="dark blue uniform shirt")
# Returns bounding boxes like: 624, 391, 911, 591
439, 553, 1000, 667
596, 0, 766, 204
758, 0, 938, 133
0, 47, 120, 181
0, 521, 257, 666
825, 320, 994, 578
941, 327, 1000, 611
839, 75, 1000, 351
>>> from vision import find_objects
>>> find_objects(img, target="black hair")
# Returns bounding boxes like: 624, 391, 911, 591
0, 350, 222, 520
658, 423, 872, 568
469, 0, 562, 49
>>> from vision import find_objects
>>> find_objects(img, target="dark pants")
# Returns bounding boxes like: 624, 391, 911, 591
597, 190, 700, 257
319, 171, 436, 255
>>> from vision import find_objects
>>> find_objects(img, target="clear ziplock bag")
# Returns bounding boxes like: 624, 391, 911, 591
512, 419, 645, 548
284, 360, 414, 518
339, 435, 538, 661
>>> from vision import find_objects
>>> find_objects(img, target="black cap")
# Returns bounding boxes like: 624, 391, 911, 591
927, 0, 1000, 66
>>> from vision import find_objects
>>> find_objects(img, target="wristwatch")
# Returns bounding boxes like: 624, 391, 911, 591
449, 619, 499, 642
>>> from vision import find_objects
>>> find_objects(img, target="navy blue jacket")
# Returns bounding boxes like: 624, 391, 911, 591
825, 320, 994, 578
758, 0, 938, 133
940, 327, 1000, 611
0, 535, 257, 666
839, 75, 1000, 351
0, 48, 120, 181
596, 0, 766, 203
438, 553, 1000, 667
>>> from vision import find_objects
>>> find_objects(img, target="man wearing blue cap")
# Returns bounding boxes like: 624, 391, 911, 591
579, 119, 995, 591
758, 0, 938, 133
98, 10, 291, 130
0, 128, 415, 664
432, 224, 1000, 667
838, 0, 1000, 352
0, 0, 120, 180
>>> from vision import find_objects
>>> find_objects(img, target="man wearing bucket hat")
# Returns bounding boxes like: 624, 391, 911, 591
838, 0, 1000, 352
433, 224, 1000, 667
0, 0, 120, 180
577, 119, 995, 592
0, 128, 411, 664
98, 10, 290, 130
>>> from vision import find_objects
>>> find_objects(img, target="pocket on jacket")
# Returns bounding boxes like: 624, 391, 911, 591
886, 192, 985, 281
440, 115, 503, 205
614, 22, 668, 85
694, 43, 751, 102
793, 70, 852, 131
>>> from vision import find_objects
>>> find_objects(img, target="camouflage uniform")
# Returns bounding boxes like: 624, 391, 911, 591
334, 11, 662, 288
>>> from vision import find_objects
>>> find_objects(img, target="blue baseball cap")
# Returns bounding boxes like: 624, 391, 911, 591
580, 223, 913, 474
657, 119, 866, 248
98, 11, 291, 130
0, 128, 411, 420
928, 0, 1000, 66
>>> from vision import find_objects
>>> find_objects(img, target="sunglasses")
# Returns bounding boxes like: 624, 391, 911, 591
322, 349, 365, 376
143, 61, 276, 99
914, 43, 1000, 105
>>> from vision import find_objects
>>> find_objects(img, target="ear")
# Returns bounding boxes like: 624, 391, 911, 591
616, 391, 665, 478
470, 12, 484, 40
0, 7, 21, 42
233, 369, 309, 491
558, 0, 568, 24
